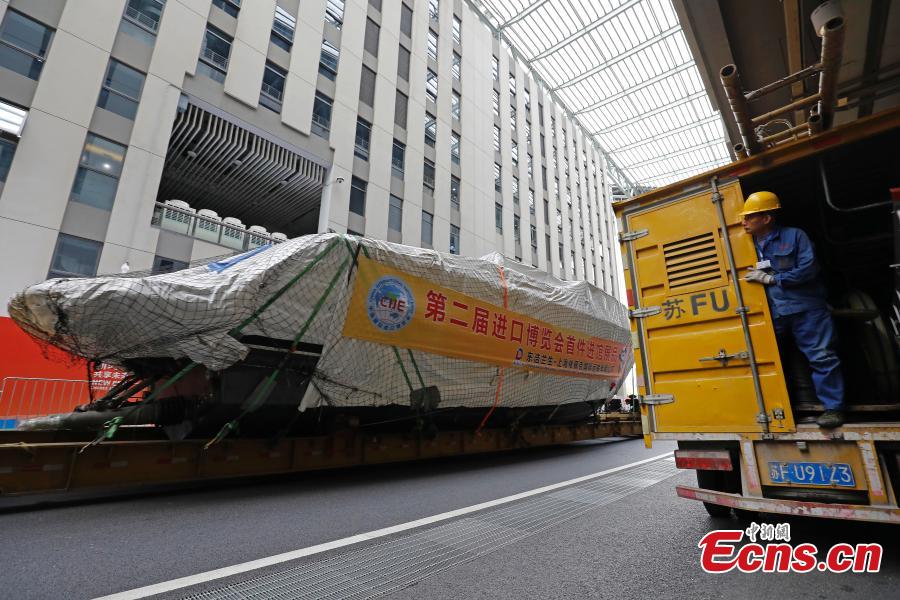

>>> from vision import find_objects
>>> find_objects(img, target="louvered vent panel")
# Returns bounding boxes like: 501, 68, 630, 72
663, 232, 723, 290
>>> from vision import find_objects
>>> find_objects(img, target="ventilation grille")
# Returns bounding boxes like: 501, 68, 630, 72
663, 232, 723, 290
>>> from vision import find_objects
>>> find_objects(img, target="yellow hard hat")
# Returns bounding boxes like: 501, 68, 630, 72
739, 191, 781, 217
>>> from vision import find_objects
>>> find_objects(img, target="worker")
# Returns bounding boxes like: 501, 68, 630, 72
740, 191, 845, 428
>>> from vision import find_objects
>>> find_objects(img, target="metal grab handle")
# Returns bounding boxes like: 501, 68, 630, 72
699, 348, 750, 366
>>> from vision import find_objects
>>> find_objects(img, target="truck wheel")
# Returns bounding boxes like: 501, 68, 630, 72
696, 470, 733, 518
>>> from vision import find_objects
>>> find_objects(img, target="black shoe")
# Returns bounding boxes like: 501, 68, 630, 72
816, 410, 844, 429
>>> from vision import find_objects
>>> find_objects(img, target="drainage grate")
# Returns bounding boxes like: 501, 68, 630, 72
183, 458, 678, 600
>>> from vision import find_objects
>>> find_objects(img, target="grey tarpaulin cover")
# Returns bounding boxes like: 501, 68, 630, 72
9, 234, 632, 411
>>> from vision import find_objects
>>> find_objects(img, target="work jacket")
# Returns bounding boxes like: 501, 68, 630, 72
754, 226, 828, 318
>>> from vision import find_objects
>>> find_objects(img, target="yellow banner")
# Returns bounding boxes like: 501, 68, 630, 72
342, 256, 627, 379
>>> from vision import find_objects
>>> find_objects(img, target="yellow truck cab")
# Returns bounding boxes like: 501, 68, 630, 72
614, 107, 900, 523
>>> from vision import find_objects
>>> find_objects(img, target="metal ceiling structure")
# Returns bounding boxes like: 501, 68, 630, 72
470, 0, 732, 194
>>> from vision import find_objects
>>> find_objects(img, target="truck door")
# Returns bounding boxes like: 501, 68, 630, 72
621, 179, 794, 433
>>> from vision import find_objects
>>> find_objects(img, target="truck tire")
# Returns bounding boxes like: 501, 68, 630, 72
696, 470, 733, 518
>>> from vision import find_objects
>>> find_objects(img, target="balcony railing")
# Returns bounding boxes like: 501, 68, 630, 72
125, 5, 160, 31
202, 46, 229, 70
261, 82, 283, 101
151, 202, 284, 251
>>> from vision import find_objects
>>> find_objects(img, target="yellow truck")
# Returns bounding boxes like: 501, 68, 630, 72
614, 107, 900, 523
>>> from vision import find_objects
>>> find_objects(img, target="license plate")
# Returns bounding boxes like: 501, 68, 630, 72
768, 461, 855, 487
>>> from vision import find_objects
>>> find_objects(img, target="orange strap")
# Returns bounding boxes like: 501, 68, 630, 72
477, 266, 508, 432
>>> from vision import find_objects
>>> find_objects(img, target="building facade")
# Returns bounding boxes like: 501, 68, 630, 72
0, 0, 623, 380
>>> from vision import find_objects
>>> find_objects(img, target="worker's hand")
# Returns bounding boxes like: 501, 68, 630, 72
744, 268, 775, 285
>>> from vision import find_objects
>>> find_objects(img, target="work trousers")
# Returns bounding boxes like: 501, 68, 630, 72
774, 307, 845, 411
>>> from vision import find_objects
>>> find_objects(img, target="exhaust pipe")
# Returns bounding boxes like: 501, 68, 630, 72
733, 143, 748, 159
816, 15, 845, 129
720, 64, 759, 155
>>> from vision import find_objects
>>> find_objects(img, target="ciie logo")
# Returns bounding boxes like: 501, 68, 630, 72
367, 276, 415, 332
699, 523, 882, 574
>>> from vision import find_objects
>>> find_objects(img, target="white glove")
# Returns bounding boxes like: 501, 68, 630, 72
744, 268, 775, 285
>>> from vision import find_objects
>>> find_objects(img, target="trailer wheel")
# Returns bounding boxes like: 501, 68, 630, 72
696, 470, 733, 518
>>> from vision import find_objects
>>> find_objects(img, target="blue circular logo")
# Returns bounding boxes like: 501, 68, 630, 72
367, 276, 415, 331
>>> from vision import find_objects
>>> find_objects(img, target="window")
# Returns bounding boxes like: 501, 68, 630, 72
452, 16, 461, 45
449, 225, 459, 255
510, 105, 516, 130
388, 195, 402, 233
369, 0, 382, 11
48, 234, 102, 279
271, 5, 295, 51
514, 215, 520, 241
530, 225, 537, 249
391, 140, 405, 179
0, 137, 16, 182
451, 52, 460, 81
512, 175, 519, 204
494, 163, 501, 192
545, 235, 551, 267
319, 39, 339, 80
198, 25, 231, 82
422, 211, 433, 246
529, 189, 535, 214
325, 0, 344, 28
364, 18, 379, 57
397, 45, 410, 81
508, 73, 516, 96
349, 176, 366, 216
493, 126, 500, 151
425, 69, 437, 103
260, 61, 286, 111
400, 4, 413, 37
543, 199, 549, 224
539, 103, 544, 127
359, 66, 376, 106
523, 88, 530, 113
394, 91, 408, 128
424, 113, 436, 148
511, 141, 519, 167
0, 10, 54, 80
426, 30, 438, 61
556, 208, 562, 232
451, 91, 460, 120
492, 55, 499, 80
429, 0, 439, 21
70, 134, 126, 211
495, 203, 503, 233
558, 243, 564, 274
450, 175, 460, 211
423, 158, 435, 190
122, 0, 165, 40
97, 59, 144, 120
492, 90, 500, 117
527, 154, 533, 178
450, 132, 459, 165
152, 255, 188, 274
211, 0, 240, 18
311, 92, 333, 138
354, 118, 371, 160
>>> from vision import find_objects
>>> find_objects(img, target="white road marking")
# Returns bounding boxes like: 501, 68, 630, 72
95, 451, 674, 600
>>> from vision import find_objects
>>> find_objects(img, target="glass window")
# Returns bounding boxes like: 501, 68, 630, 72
451, 52, 460, 80
152, 255, 188, 274
319, 39, 339, 80
354, 118, 371, 160
450, 132, 460, 165
260, 61, 286, 111
543, 199, 549, 224
527, 154, 533, 178
529, 189, 535, 214
452, 16, 461, 45
123, 0, 165, 34
449, 225, 459, 255
0, 10, 54, 80
271, 5, 295, 50
391, 140, 405, 179
97, 59, 144, 120
421, 211, 433, 246
397, 44, 410, 81
400, 4, 413, 37
311, 92, 332, 138
494, 163, 501, 192
492, 55, 499, 81
211, 0, 240, 17
539, 103, 544, 126
512, 175, 519, 203
80, 134, 126, 177
349, 176, 366, 216
495, 203, 503, 232
508, 73, 516, 96
48, 234, 102, 279
394, 90, 408, 128
364, 18, 379, 57
493, 125, 500, 151
451, 91, 460, 120
388, 195, 402, 233
450, 175, 460, 211
530, 225, 537, 248
325, 0, 344, 28
199, 25, 231, 81
511, 140, 518, 167
492, 90, 500, 116
510, 105, 516, 130
514, 215, 520, 241
70, 134, 126, 210
523, 88, 530, 112
425, 69, 437, 103
424, 113, 436, 148
423, 158, 435, 190
426, 30, 438, 61
429, 0, 439, 21
0, 137, 15, 182
359, 66, 376, 106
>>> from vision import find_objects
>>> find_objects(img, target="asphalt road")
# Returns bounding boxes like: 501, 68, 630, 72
1, 436, 897, 600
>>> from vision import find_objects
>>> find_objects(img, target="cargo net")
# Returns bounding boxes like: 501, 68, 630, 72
8, 234, 632, 417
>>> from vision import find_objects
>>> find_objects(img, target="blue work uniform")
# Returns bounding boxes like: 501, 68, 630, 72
755, 226, 844, 411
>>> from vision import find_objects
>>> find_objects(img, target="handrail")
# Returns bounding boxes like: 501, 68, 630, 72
151, 202, 285, 250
